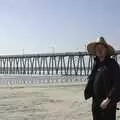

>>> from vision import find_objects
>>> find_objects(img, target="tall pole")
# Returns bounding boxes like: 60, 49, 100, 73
22, 48, 24, 55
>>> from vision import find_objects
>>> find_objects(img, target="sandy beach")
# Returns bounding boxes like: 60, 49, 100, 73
0, 85, 120, 120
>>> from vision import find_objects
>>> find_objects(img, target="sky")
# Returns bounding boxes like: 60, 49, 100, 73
0, 0, 120, 55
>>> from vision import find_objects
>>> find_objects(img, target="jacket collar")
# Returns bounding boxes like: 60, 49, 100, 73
94, 56, 110, 64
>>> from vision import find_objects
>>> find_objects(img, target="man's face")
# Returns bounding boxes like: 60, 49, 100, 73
95, 44, 107, 58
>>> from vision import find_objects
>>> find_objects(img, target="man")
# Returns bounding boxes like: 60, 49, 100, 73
84, 36, 120, 120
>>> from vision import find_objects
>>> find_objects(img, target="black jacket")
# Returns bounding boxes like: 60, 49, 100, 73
84, 57, 120, 105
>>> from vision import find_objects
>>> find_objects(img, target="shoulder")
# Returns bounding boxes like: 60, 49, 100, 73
108, 58, 120, 69
108, 58, 118, 65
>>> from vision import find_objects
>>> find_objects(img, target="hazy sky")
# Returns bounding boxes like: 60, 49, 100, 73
0, 0, 120, 55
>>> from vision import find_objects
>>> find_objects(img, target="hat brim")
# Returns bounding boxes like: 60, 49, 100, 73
87, 42, 115, 56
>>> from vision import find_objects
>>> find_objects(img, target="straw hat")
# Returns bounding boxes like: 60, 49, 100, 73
87, 36, 115, 56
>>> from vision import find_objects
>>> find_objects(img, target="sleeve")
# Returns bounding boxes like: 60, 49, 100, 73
84, 61, 97, 100
108, 59, 120, 104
